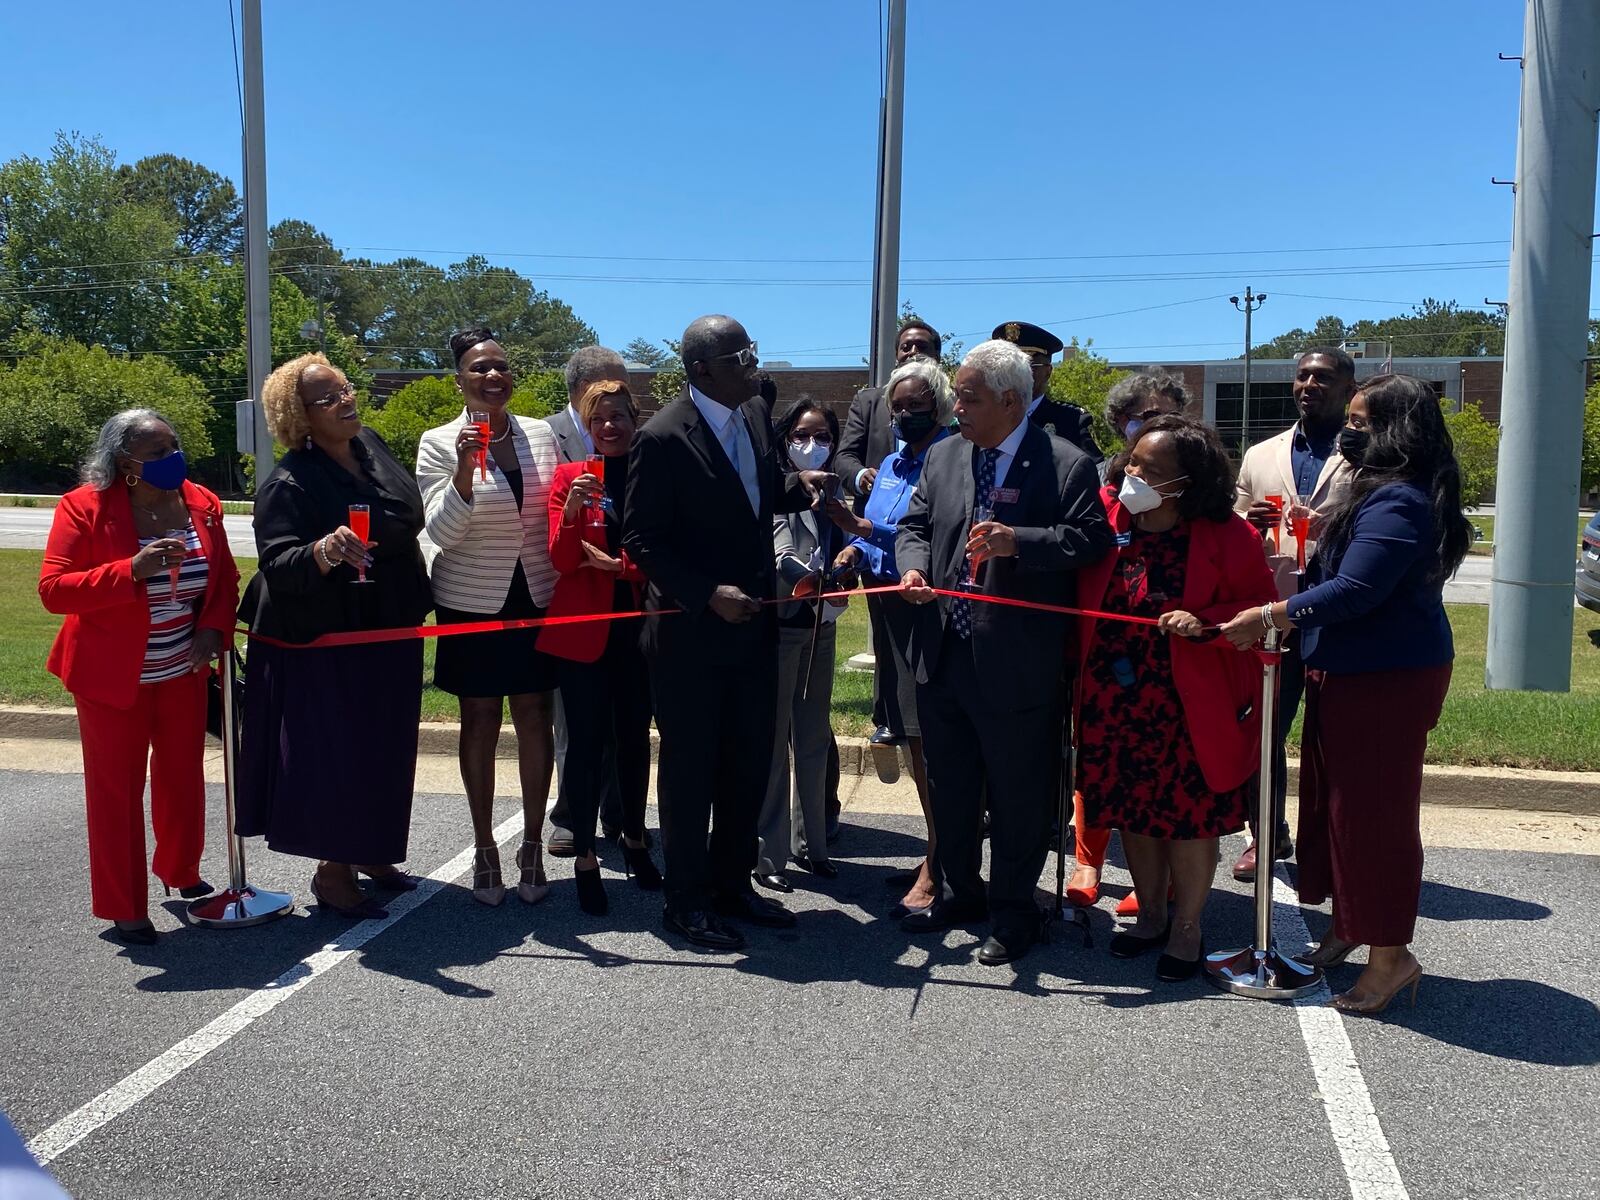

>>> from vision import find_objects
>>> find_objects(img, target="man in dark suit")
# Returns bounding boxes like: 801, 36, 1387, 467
543, 346, 629, 857
896, 338, 1112, 965
623, 315, 831, 951
834, 318, 942, 751
992, 320, 1103, 467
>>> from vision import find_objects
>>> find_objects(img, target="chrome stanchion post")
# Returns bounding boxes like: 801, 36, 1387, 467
188, 643, 294, 928
1205, 625, 1322, 999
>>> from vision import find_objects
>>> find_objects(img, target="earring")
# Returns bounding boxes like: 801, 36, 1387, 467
125, 474, 140, 488
305, 436, 313, 450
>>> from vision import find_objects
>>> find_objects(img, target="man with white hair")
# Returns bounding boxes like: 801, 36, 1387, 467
896, 340, 1112, 965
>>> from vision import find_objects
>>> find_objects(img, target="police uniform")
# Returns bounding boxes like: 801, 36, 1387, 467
992, 320, 1103, 465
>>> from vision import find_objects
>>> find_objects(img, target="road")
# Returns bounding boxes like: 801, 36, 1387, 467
1, 741, 1597, 1200
0, 507, 1514, 606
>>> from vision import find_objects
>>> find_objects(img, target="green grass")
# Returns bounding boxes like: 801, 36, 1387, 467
5, 548, 1596, 770
1466, 512, 1591, 555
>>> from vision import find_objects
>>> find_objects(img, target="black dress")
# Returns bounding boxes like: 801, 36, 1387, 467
236, 429, 433, 864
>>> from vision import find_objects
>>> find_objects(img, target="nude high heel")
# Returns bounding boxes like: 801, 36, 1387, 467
1332, 965, 1422, 1016
472, 845, 505, 907
516, 840, 549, 905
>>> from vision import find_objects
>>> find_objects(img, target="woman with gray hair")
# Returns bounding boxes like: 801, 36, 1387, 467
828, 355, 954, 916
39, 409, 240, 945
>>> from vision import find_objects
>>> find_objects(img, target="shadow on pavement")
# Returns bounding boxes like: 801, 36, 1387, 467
1416, 879, 1551, 923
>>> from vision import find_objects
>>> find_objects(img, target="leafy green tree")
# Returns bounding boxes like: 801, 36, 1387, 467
651, 337, 685, 407
623, 337, 670, 367
0, 336, 213, 490
1046, 338, 1129, 453
116, 154, 241, 257
1248, 300, 1507, 361
1442, 400, 1501, 508
1247, 314, 1350, 360
363, 370, 567, 471
0, 133, 178, 351
1581, 377, 1600, 496
268, 219, 387, 345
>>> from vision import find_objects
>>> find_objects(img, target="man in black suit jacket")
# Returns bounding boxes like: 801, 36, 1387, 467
623, 315, 830, 951
896, 338, 1112, 965
834, 319, 942, 745
992, 320, 1103, 467
543, 346, 629, 856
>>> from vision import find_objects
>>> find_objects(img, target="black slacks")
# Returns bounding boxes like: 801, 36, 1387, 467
649, 645, 779, 914
916, 633, 1060, 938
555, 624, 653, 858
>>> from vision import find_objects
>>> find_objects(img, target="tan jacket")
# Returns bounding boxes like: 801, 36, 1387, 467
1234, 423, 1354, 600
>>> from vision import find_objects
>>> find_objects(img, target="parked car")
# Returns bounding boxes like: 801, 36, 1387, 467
1578, 512, 1600, 613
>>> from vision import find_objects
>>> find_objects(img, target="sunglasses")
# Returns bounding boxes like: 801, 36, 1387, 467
305, 382, 356, 409
706, 342, 759, 369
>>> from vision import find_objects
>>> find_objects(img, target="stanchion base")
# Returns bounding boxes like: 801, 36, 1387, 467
187, 886, 294, 928
1205, 944, 1323, 1000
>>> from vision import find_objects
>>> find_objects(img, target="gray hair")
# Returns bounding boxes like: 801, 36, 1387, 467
885, 357, 955, 425
563, 345, 628, 401
1104, 369, 1189, 430
960, 339, 1032, 404
81, 408, 173, 490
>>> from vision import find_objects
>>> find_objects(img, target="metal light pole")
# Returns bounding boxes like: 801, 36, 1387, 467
1487, 0, 1600, 692
1230, 288, 1266, 449
866, 0, 906, 388
236, 0, 273, 484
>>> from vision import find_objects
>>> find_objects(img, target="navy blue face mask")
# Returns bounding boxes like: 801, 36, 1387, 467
134, 449, 188, 491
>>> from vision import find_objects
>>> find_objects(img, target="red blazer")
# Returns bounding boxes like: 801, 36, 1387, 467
40, 481, 241, 709
1076, 489, 1278, 794
541, 460, 646, 663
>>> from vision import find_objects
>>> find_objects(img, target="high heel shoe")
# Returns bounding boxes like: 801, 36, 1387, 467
356, 865, 418, 892
516, 840, 549, 905
1065, 865, 1100, 908
574, 863, 609, 915
1332, 965, 1423, 1016
110, 919, 158, 946
622, 842, 663, 890
309, 875, 388, 920
472, 846, 505, 907
1298, 936, 1362, 968
163, 880, 214, 900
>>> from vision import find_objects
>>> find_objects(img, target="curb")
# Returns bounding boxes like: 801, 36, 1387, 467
4, 704, 1596, 815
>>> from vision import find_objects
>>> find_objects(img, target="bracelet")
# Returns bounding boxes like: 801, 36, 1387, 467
1260, 603, 1275, 632
317, 537, 335, 571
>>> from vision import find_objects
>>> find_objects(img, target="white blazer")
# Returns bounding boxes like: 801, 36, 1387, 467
417, 411, 560, 613
1234, 423, 1355, 600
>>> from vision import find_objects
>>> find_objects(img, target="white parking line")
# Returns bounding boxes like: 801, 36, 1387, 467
25, 810, 525, 1167
1273, 868, 1411, 1200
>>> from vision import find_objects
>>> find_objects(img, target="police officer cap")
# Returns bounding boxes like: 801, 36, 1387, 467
992, 321, 1064, 357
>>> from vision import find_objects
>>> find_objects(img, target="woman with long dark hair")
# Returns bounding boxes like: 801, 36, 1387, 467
1222, 374, 1472, 1015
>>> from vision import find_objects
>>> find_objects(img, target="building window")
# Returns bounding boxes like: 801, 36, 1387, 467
1214, 381, 1296, 450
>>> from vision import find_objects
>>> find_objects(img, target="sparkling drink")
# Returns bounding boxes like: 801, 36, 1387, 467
348, 504, 371, 584
469, 411, 490, 481
585, 456, 607, 528
963, 502, 995, 591
1264, 493, 1285, 553
164, 528, 187, 601
1290, 497, 1312, 574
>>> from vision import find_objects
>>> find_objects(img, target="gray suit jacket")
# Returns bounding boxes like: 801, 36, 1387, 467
894, 422, 1112, 711
835, 385, 895, 514
543, 406, 589, 465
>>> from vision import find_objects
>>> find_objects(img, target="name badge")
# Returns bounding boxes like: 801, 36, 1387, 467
990, 487, 1020, 505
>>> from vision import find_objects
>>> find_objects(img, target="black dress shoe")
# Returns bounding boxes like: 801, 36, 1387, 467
1108, 928, 1170, 959
1156, 943, 1205, 982
663, 907, 745, 951
867, 725, 902, 746
163, 880, 214, 900
547, 827, 577, 858
109, 920, 158, 946
888, 900, 932, 921
977, 930, 1036, 967
714, 890, 797, 928
790, 855, 838, 879
752, 870, 793, 894
900, 899, 987, 934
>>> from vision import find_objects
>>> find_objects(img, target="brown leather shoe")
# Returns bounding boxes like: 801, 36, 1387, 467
1231, 842, 1259, 882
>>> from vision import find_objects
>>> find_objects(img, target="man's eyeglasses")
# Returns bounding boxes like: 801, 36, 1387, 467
707, 342, 759, 369
305, 382, 356, 409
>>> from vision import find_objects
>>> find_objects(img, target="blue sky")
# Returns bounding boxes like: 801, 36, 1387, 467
3, 0, 1592, 366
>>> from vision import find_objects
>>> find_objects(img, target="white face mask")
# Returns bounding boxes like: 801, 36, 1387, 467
788, 439, 831, 471
1118, 471, 1186, 515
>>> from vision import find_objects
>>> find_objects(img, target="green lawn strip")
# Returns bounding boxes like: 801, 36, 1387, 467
5, 549, 1595, 770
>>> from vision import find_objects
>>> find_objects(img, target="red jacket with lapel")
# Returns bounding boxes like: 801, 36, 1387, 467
40, 481, 241, 709
1076, 488, 1278, 794
541, 460, 646, 663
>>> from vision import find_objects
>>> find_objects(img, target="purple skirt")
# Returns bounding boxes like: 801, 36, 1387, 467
236, 639, 423, 864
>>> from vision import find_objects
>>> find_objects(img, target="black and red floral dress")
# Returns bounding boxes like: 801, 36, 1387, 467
1078, 523, 1251, 839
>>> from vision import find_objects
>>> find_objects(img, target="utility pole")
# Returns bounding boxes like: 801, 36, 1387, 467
1230, 287, 1266, 449
1487, 0, 1600, 691
866, 0, 906, 388
237, 0, 272, 489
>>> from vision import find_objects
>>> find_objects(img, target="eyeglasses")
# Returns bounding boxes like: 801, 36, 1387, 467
305, 382, 356, 409
790, 433, 833, 446
707, 341, 758, 368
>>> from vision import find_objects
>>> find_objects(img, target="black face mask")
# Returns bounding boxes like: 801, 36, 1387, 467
1338, 426, 1370, 465
892, 411, 940, 444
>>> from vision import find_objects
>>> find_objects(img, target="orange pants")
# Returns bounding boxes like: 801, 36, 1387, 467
73, 672, 208, 921
1073, 791, 1110, 869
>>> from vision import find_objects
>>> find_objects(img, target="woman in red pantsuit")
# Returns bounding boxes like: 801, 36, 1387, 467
1223, 375, 1472, 1016
39, 409, 240, 946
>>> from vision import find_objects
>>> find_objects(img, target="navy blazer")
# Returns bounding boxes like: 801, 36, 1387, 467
1287, 480, 1454, 674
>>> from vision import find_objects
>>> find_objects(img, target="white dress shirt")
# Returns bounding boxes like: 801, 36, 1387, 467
564, 403, 595, 457
988, 416, 1031, 496
689, 384, 760, 515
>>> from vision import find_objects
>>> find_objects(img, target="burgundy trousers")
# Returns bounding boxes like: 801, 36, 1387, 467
1297, 662, 1452, 946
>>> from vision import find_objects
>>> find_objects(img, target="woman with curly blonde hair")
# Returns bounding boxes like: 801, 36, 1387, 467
236, 353, 434, 919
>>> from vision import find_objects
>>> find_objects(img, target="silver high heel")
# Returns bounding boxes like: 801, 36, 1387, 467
516, 840, 549, 905
472, 846, 506, 907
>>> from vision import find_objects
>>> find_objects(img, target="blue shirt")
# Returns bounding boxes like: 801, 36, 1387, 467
1291, 422, 1338, 499
849, 429, 950, 581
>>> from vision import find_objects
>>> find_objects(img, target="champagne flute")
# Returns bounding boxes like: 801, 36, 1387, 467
163, 527, 188, 602
585, 455, 607, 528
963, 501, 995, 591
1264, 492, 1285, 553
469, 410, 490, 481
1290, 495, 1312, 575
347, 504, 371, 584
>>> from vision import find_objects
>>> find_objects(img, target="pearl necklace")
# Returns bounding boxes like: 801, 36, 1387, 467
489, 419, 512, 444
